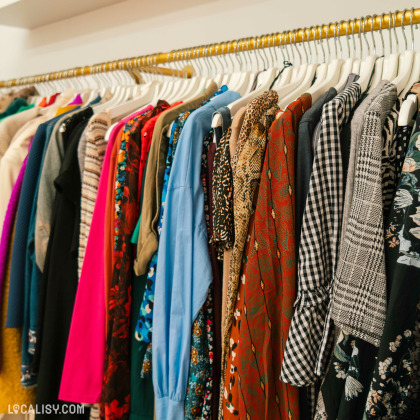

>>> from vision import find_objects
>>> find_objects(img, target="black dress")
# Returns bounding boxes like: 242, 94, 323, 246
35, 107, 92, 419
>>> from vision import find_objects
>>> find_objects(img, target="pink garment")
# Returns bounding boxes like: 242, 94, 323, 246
0, 155, 28, 321
59, 105, 153, 404
68, 93, 83, 106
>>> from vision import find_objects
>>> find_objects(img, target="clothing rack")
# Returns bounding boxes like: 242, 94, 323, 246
0, 8, 418, 89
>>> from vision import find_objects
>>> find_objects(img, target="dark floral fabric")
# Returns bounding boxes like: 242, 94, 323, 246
364, 120, 419, 419
314, 331, 377, 420
210, 127, 234, 260
101, 106, 161, 420
402, 298, 420, 418
185, 131, 214, 419
137, 110, 191, 379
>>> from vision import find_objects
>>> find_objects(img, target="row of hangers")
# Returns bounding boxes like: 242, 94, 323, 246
12, 8, 420, 133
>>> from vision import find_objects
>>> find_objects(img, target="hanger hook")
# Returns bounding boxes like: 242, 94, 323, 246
245, 38, 252, 71
286, 32, 294, 64
362, 15, 372, 55
378, 13, 385, 55
317, 25, 325, 62
345, 19, 351, 57
262, 36, 270, 68
388, 11, 393, 54
293, 30, 302, 64
255, 37, 263, 70
210, 45, 217, 75
194, 48, 202, 76
228, 42, 236, 73
214, 44, 223, 75
400, 9, 409, 51
333, 22, 338, 58
325, 23, 331, 61
204, 46, 210, 76
278, 32, 286, 64
205, 45, 212, 76
392, 11, 400, 51
202, 46, 209, 76
358, 17, 364, 57
236, 40, 243, 72
262, 36, 269, 68
301, 28, 309, 63
410, 7, 415, 50
240, 39, 247, 72
351, 18, 357, 57
370, 15, 377, 55
270, 33, 278, 66
308, 26, 315, 63
267, 35, 275, 68
189, 48, 196, 77
337, 21, 345, 58
195, 47, 202, 77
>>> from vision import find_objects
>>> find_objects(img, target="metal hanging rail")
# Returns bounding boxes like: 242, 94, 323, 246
0, 8, 418, 88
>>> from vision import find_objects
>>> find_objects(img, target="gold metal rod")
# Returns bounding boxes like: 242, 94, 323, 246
0, 9, 418, 88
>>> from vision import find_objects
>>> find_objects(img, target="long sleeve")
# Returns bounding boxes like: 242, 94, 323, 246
152, 90, 240, 420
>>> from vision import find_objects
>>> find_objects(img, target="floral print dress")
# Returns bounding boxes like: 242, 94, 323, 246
185, 131, 214, 419
364, 119, 419, 419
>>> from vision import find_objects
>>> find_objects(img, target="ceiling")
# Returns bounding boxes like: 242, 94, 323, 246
0, 0, 126, 29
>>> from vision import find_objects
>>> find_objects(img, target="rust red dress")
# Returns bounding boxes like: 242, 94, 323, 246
222, 94, 311, 420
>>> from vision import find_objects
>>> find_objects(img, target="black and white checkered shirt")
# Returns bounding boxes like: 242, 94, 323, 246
280, 83, 361, 386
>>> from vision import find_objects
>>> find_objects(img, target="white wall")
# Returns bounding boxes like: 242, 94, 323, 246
0, 0, 416, 81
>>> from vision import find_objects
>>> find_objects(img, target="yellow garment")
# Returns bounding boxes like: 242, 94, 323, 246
55, 104, 79, 117
0, 227, 36, 414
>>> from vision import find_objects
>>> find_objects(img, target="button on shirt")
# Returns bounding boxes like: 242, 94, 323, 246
152, 90, 240, 420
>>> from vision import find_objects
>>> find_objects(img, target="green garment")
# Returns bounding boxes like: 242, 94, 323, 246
130, 273, 154, 420
0, 98, 28, 121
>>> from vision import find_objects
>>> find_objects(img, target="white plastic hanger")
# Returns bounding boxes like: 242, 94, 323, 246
107, 80, 159, 121
227, 39, 251, 96
354, 16, 379, 93
367, 14, 386, 92
270, 31, 292, 90
302, 26, 328, 93
399, 9, 420, 126
382, 11, 400, 81
399, 94, 418, 126
281, 27, 319, 108
334, 20, 356, 92
391, 9, 415, 95
276, 30, 307, 102
307, 23, 344, 103
211, 35, 277, 128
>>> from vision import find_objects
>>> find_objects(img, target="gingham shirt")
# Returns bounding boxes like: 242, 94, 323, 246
280, 83, 361, 386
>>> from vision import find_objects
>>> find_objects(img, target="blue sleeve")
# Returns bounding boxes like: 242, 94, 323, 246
153, 185, 212, 419
152, 130, 211, 419
152, 90, 240, 419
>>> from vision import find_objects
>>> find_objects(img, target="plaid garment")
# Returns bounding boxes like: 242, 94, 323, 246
280, 83, 361, 387
331, 83, 397, 346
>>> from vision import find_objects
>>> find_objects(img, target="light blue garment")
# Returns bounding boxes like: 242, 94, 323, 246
152, 90, 240, 420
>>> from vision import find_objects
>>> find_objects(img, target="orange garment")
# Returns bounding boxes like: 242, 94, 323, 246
38, 97, 48, 107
